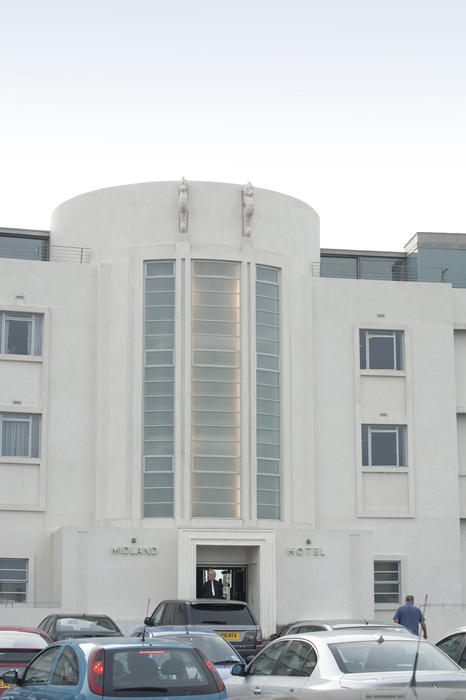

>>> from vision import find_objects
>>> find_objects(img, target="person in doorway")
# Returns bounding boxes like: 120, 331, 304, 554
393, 595, 427, 638
201, 569, 224, 598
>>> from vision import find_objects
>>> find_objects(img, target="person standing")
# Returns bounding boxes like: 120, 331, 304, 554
393, 595, 427, 638
201, 569, 224, 598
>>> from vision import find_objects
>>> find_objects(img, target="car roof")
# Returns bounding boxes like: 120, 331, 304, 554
281, 629, 424, 643
437, 627, 466, 639
68, 636, 204, 650
159, 599, 248, 605
254, 691, 466, 700
0, 627, 52, 644
52, 613, 114, 619
0, 626, 47, 634
283, 619, 394, 627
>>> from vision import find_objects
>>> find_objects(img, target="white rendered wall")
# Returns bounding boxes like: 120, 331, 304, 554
0, 182, 465, 642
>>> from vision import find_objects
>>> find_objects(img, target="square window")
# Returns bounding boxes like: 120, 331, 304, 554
360, 330, 403, 370
362, 425, 406, 467
0, 414, 41, 458
0, 312, 43, 356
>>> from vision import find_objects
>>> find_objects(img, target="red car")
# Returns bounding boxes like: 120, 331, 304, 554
0, 626, 51, 695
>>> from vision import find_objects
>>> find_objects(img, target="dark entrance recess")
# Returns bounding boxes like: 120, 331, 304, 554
196, 566, 247, 602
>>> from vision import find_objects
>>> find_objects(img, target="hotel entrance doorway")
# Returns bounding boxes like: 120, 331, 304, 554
196, 566, 247, 601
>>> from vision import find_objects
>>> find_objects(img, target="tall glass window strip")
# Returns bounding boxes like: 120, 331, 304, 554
0, 312, 43, 356
374, 561, 401, 604
0, 414, 40, 458
143, 261, 175, 517
191, 261, 240, 518
256, 266, 281, 519
0, 558, 28, 602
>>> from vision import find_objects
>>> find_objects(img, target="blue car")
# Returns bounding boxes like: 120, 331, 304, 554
131, 626, 244, 679
1, 636, 228, 700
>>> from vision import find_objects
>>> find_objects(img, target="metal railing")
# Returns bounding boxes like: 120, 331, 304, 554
313, 261, 466, 287
0, 242, 91, 263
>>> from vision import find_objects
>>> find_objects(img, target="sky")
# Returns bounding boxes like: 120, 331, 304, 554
1, 0, 466, 251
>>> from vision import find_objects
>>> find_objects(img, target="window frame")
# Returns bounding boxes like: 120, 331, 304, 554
373, 560, 401, 606
21, 646, 60, 685
0, 311, 43, 358
0, 413, 41, 459
359, 329, 404, 371
0, 557, 28, 603
362, 424, 407, 468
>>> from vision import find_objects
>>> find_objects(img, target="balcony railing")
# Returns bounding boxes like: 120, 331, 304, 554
313, 260, 466, 287
0, 241, 91, 263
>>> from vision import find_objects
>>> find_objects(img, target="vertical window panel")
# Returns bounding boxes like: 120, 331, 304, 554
0, 558, 28, 602
256, 265, 281, 520
143, 261, 175, 517
374, 560, 401, 604
191, 261, 241, 518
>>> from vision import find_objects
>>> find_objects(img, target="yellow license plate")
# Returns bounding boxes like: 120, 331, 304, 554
0, 679, 11, 688
218, 631, 240, 640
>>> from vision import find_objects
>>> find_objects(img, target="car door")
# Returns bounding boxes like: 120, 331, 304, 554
227, 640, 289, 697
257, 640, 318, 694
5, 646, 61, 699
43, 645, 82, 700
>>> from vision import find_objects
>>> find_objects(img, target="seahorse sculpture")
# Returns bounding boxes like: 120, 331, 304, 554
178, 177, 188, 233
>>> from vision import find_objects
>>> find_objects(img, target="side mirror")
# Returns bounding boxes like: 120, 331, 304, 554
268, 633, 278, 640
2, 669, 20, 686
144, 617, 153, 626
231, 663, 247, 677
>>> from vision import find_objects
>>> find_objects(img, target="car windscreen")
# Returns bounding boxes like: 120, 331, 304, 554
190, 603, 255, 625
104, 647, 220, 696
0, 632, 47, 649
56, 617, 119, 633
329, 640, 460, 674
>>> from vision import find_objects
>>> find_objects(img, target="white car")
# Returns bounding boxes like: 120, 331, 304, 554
225, 630, 466, 696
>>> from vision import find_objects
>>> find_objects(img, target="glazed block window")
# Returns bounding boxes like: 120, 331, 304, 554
374, 561, 401, 604
362, 424, 406, 467
256, 265, 281, 520
0, 558, 28, 602
0, 413, 40, 458
360, 329, 403, 370
143, 261, 175, 518
0, 312, 43, 356
191, 260, 241, 518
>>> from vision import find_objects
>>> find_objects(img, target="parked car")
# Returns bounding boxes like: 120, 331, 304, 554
0, 627, 51, 696
144, 600, 262, 659
37, 613, 121, 641
1, 636, 227, 699
436, 627, 466, 668
267, 619, 416, 641
225, 629, 466, 696
227, 691, 466, 700
131, 626, 244, 678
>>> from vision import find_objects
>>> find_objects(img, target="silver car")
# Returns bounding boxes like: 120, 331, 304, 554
226, 630, 466, 696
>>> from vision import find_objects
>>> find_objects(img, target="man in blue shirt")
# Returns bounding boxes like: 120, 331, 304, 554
393, 595, 427, 638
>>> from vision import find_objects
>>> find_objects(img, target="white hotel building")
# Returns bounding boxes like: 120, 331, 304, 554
1, 180, 466, 638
